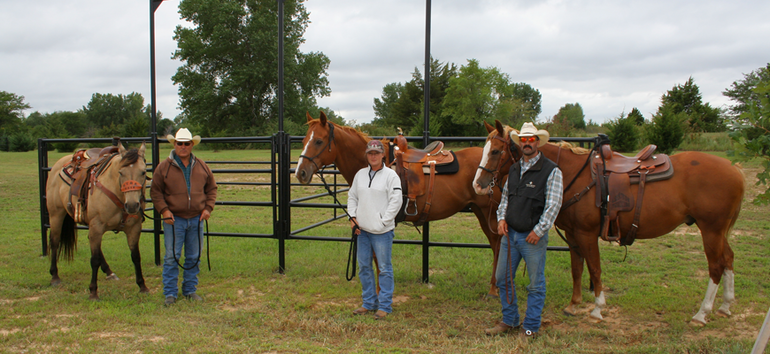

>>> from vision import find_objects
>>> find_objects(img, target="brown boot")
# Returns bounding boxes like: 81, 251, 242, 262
352, 306, 371, 315
373, 310, 388, 320
485, 322, 514, 336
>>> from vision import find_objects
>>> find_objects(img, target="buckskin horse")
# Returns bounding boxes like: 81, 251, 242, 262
46, 142, 149, 300
295, 112, 503, 297
473, 121, 744, 325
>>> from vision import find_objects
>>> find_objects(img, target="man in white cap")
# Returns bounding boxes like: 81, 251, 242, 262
347, 139, 403, 320
485, 122, 563, 338
150, 128, 217, 306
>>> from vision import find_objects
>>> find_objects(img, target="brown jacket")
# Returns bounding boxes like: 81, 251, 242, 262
150, 152, 217, 219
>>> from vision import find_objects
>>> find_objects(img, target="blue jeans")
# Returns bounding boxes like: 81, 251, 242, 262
357, 229, 395, 313
163, 215, 203, 298
495, 229, 548, 332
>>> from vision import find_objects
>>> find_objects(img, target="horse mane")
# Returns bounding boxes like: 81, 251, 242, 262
307, 120, 372, 143
120, 148, 142, 167
549, 141, 591, 155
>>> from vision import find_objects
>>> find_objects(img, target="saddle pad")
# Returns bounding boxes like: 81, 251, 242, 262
421, 151, 459, 175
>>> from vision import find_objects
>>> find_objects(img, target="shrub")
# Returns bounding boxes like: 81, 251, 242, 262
0, 135, 9, 151
605, 114, 639, 152
647, 107, 685, 154
9, 132, 36, 152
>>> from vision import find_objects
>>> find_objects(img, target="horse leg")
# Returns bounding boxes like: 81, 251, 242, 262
48, 213, 64, 286
691, 224, 736, 326
126, 228, 148, 293
471, 204, 501, 298
579, 232, 605, 320
88, 229, 105, 300
563, 244, 585, 316
99, 253, 119, 280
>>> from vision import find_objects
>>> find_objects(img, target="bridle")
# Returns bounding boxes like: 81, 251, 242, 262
298, 122, 335, 173
476, 132, 519, 193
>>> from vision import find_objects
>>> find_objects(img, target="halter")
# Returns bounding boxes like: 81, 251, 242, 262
476, 132, 517, 192
298, 122, 335, 172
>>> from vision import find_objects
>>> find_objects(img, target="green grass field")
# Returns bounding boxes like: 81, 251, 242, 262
0, 146, 768, 353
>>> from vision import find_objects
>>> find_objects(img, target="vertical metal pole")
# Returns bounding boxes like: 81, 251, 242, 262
38, 139, 49, 256
276, 0, 287, 273
753, 306, 770, 354
150, 0, 163, 266
421, 0, 432, 284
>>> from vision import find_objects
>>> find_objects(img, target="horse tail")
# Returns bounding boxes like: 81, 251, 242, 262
55, 213, 78, 262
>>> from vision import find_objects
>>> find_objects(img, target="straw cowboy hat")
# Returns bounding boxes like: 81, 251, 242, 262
167, 128, 202, 146
510, 122, 549, 147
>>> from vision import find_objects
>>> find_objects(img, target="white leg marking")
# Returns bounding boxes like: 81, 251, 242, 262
472, 141, 492, 194
718, 269, 735, 316
590, 290, 605, 320
295, 131, 313, 180
692, 278, 719, 324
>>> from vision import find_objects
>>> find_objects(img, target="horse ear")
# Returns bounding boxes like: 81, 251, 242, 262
139, 142, 146, 158
484, 121, 495, 133
319, 111, 327, 126
306, 111, 314, 123
495, 120, 505, 137
118, 142, 126, 155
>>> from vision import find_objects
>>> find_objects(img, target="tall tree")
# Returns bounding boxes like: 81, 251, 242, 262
648, 106, 685, 154
173, 0, 330, 137
724, 63, 770, 204
552, 103, 586, 130
605, 112, 639, 152
660, 77, 725, 132
0, 91, 31, 134
628, 107, 645, 125
81, 93, 147, 135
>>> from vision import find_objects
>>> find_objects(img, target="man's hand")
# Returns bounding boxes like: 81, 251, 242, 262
350, 217, 360, 235
201, 209, 211, 221
497, 220, 508, 236
162, 210, 174, 225
525, 230, 540, 244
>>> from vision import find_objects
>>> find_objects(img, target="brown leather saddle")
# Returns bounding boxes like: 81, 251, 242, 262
590, 139, 674, 245
390, 133, 458, 225
58, 145, 120, 224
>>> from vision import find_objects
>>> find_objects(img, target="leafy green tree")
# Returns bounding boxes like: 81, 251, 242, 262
552, 103, 586, 130
724, 63, 770, 204
605, 112, 639, 152
660, 77, 726, 132
0, 91, 31, 135
81, 92, 146, 133
628, 107, 645, 126
647, 106, 685, 154
173, 0, 330, 137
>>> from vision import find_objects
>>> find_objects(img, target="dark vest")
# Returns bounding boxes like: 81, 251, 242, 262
505, 153, 558, 233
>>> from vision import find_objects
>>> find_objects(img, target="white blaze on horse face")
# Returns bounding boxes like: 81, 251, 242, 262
295, 131, 314, 179
473, 140, 493, 194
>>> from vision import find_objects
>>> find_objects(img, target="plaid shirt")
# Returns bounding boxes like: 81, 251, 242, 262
496, 152, 563, 237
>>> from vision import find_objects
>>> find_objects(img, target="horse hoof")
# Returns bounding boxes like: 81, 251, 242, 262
716, 309, 731, 317
689, 319, 706, 327
590, 308, 603, 321
89, 295, 100, 301
563, 305, 577, 316
484, 293, 498, 300
139, 287, 150, 294
105, 273, 119, 281
51, 279, 61, 287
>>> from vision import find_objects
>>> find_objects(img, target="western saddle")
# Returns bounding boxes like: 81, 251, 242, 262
390, 131, 457, 225
58, 145, 120, 224
590, 134, 674, 245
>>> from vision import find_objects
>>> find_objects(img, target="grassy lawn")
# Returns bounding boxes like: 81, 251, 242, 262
0, 146, 768, 353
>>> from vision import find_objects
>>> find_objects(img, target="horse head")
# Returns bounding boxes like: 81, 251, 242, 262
296, 111, 337, 184
117, 142, 147, 215
473, 120, 521, 195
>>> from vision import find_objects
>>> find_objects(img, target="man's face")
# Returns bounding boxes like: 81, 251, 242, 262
174, 141, 193, 158
367, 151, 383, 166
519, 136, 539, 158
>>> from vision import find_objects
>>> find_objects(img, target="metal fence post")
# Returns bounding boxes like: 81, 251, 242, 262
38, 139, 49, 256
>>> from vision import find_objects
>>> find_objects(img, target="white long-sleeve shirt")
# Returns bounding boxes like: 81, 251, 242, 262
347, 164, 403, 234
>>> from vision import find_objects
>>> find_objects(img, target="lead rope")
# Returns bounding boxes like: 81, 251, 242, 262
143, 211, 210, 271
315, 168, 359, 281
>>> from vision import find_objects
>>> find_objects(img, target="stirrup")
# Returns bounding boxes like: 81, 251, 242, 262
404, 199, 418, 216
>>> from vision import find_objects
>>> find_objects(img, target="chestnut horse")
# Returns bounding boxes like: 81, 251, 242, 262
295, 112, 503, 296
46, 142, 149, 300
473, 121, 744, 325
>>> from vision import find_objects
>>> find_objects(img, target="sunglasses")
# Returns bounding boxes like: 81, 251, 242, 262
520, 136, 538, 144
175, 142, 192, 146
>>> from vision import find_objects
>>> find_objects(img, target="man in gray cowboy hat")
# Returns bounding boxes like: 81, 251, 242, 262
150, 128, 217, 306
485, 122, 563, 338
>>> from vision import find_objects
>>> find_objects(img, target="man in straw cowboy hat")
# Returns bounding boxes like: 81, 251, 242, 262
485, 122, 563, 338
150, 128, 217, 306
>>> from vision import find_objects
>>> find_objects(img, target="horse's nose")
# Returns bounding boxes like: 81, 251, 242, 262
125, 202, 140, 214
299, 170, 306, 180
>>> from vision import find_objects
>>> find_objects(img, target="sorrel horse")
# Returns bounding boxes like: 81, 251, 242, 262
46, 142, 149, 300
295, 112, 503, 296
473, 121, 744, 325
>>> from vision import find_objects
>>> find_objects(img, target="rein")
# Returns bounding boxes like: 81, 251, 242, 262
142, 211, 212, 271
90, 154, 145, 229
